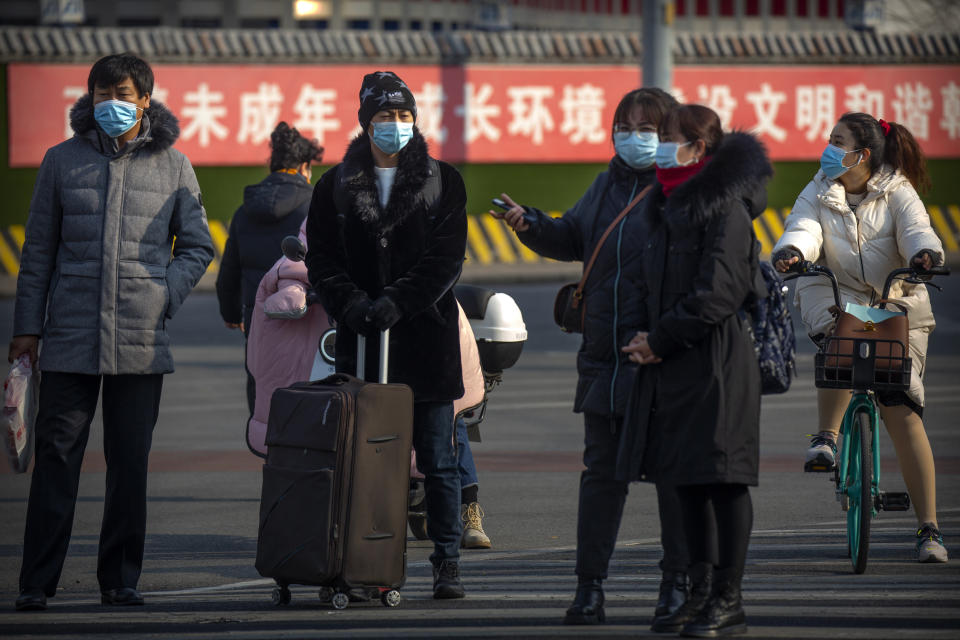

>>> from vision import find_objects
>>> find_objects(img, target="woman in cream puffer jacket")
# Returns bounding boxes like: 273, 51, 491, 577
773, 112, 947, 563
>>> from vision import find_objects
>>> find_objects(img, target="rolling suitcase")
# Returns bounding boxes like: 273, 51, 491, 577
255, 329, 414, 609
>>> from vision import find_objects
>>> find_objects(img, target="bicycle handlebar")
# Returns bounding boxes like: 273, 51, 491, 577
781, 261, 842, 308
780, 261, 949, 311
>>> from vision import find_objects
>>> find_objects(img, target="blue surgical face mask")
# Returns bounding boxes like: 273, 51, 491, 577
820, 144, 862, 180
94, 99, 142, 138
614, 131, 658, 169
371, 121, 414, 155
655, 141, 693, 169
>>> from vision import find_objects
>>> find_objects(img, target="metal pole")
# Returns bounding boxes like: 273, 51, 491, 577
642, 0, 674, 90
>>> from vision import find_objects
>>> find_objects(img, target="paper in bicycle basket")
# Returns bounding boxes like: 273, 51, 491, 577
843, 302, 905, 324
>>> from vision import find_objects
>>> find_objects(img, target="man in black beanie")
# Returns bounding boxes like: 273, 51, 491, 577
305, 70, 469, 599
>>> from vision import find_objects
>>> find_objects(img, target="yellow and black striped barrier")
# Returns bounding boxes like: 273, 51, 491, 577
1, 205, 959, 276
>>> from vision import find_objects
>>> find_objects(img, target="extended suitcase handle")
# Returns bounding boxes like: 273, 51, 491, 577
356, 329, 390, 384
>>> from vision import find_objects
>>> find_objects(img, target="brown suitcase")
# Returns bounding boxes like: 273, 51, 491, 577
255, 330, 414, 608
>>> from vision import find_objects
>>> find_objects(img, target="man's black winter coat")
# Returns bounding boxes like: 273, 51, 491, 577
216, 172, 312, 332
517, 156, 657, 418
305, 131, 466, 402
618, 132, 772, 487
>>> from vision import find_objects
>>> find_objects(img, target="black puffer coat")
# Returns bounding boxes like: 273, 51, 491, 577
305, 130, 466, 402
216, 172, 312, 332
517, 156, 657, 418
618, 132, 771, 487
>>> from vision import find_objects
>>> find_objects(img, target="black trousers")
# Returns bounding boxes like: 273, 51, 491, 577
676, 483, 753, 574
19, 372, 163, 596
576, 412, 688, 580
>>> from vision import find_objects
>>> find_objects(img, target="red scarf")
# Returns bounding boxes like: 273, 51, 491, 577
656, 156, 710, 197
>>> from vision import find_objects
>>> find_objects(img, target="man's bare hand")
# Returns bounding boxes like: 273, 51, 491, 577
8, 335, 39, 365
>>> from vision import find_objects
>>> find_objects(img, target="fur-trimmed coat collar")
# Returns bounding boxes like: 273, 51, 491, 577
659, 131, 773, 228
69, 93, 180, 154
338, 128, 433, 236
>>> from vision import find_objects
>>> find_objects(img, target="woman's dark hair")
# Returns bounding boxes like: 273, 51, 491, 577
658, 104, 724, 155
87, 53, 154, 97
269, 122, 324, 172
838, 112, 931, 194
611, 87, 678, 142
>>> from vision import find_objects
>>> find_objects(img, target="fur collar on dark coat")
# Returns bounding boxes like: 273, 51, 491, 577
69, 93, 180, 152
661, 131, 773, 229
338, 128, 432, 237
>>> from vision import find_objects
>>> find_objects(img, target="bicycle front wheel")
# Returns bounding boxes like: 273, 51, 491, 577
847, 409, 874, 574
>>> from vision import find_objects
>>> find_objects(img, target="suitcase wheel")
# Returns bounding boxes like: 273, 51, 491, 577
271, 586, 291, 606
331, 591, 350, 610
381, 589, 401, 608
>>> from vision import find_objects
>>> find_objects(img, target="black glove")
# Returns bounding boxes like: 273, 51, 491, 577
771, 247, 803, 272
369, 295, 402, 330
341, 296, 374, 334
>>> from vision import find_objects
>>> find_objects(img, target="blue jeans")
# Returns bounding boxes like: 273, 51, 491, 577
412, 401, 462, 564
456, 417, 478, 489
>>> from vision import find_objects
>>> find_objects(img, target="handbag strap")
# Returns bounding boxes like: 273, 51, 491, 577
573, 184, 653, 304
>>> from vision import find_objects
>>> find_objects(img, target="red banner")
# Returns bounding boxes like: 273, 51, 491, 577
7, 63, 960, 167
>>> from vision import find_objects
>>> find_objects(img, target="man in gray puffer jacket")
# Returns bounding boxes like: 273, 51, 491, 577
9, 54, 213, 611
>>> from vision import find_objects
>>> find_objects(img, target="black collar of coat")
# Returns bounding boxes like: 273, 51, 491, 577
338, 128, 432, 236
657, 131, 773, 229
69, 93, 180, 153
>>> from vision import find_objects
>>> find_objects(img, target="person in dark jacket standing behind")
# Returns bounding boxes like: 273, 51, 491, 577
216, 122, 323, 412
490, 88, 690, 626
622, 105, 770, 637
9, 53, 214, 611
305, 71, 468, 599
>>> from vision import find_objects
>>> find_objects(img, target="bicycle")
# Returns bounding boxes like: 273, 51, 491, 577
783, 261, 949, 573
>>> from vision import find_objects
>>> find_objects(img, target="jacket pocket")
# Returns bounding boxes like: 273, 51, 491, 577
47, 261, 101, 330
116, 261, 169, 331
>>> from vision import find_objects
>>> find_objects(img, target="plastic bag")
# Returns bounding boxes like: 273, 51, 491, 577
2, 354, 39, 473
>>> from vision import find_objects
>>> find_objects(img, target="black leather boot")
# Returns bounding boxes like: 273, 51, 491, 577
563, 578, 605, 625
680, 567, 746, 638
653, 570, 689, 618
650, 563, 712, 633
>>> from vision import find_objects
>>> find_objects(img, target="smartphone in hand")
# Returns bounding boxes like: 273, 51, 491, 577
491, 197, 511, 211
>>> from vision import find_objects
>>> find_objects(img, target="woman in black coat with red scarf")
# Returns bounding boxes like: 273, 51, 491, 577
621, 105, 771, 637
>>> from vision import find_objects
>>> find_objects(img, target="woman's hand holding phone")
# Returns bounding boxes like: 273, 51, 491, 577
489, 193, 530, 232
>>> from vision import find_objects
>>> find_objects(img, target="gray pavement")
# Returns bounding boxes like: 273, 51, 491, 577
1, 281, 959, 638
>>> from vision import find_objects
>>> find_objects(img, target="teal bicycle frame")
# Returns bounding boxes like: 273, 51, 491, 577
836, 391, 880, 572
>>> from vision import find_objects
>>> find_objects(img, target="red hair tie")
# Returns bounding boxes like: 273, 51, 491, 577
878, 119, 891, 136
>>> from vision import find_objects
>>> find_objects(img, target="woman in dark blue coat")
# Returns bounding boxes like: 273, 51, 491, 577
491, 88, 689, 626
216, 122, 323, 411
622, 105, 771, 637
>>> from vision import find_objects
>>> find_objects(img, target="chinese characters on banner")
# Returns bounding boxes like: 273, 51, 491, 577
7, 63, 960, 167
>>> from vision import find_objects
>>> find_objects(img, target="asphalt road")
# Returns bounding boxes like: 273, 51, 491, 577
1, 280, 959, 638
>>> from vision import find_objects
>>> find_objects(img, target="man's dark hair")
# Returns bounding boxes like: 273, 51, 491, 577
269, 122, 324, 172
611, 87, 678, 143
87, 53, 154, 97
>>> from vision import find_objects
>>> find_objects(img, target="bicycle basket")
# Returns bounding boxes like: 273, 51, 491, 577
814, 336, 911, 391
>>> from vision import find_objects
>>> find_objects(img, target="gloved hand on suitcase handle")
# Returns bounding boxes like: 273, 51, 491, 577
341, 296, 375, 334
368, 295, 402, 330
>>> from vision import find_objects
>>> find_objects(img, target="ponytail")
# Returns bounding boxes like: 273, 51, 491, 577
839, 112, 931, 194
883, 121, 931, 194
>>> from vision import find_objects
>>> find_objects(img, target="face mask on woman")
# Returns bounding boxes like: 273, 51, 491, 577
94, 99, 142, 138
372, 121, 414, 155
655, 141, 694, 169
820, 144, 863, 180
614, 131, 658, 169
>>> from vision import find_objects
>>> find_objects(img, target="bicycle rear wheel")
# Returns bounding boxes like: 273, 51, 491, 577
847, 409, 873, 574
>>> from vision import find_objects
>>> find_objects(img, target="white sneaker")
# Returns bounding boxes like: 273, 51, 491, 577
804, 433, 837, 472
916, 522, 949, 563
461, 502, 492, 549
